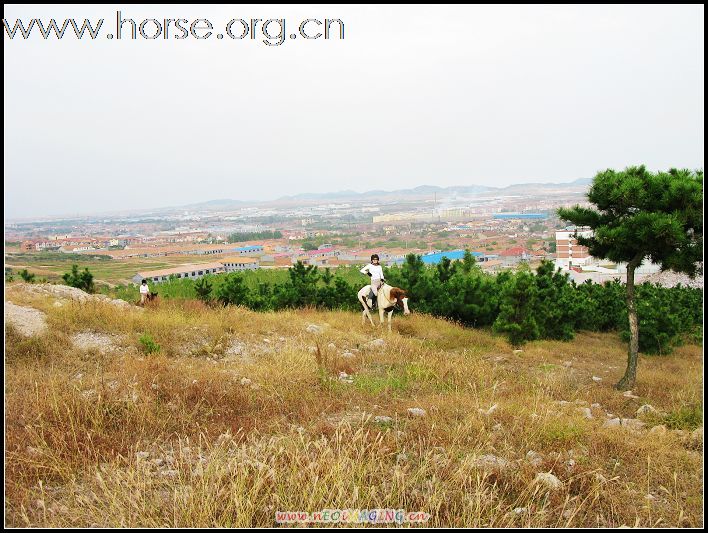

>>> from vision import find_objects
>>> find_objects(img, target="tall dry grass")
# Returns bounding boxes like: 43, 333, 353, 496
4, 285, 703, 527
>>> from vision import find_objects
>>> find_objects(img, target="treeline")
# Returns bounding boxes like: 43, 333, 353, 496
227, 230, 282, 243
162, 262, 356, 312
119, 253, 702, 354
384, 254, 701, 354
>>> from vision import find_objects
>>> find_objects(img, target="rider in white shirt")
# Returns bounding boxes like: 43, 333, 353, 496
140, 279, 150, 304
360, 254, 384, 308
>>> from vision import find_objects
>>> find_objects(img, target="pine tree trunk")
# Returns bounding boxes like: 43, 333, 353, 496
615, 256, 642, 390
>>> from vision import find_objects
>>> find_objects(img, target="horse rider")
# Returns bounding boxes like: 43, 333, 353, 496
360, 253, 384, 309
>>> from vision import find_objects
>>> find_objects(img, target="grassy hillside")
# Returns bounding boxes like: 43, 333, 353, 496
4, 284, 703, 527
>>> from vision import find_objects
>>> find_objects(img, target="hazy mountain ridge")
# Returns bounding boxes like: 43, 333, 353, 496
178, 178, 590, 211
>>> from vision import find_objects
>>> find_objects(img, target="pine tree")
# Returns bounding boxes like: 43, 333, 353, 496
18, 269, 35, 283
558, 166, 702, 390
194, 275, 213, 303
217, 273, 250, 306
461, 250, 477, 274
493, 270, 541, 346
62, 264, 95, 293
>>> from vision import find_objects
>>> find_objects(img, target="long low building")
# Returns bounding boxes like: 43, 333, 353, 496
100, 243, 265, 259
220, 256, 259, 272
133, 262, 226, 284
133, 256, 260, 284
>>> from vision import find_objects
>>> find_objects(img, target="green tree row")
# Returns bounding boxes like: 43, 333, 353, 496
227, 230, 282, 243
383, 254, 702, 354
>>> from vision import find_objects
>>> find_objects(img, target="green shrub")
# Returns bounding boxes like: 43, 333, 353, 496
619, 283, 703, 354
62, 264, 95, 293
662, 404, 703, 430
139, 333, 161, 354
194, 275, 213, 303
18, 269, 36, 283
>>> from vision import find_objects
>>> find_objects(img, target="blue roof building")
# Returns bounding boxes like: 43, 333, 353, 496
229, 245, 264, 254
421, 250, 484, 264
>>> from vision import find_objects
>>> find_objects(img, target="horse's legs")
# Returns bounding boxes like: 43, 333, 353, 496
362, 304, 375, 327
363, 309, 374, 326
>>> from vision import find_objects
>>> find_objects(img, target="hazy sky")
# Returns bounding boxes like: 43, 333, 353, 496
4, 4, 704, 219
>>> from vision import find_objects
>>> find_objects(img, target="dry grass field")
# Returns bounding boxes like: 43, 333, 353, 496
4, 283, 703, 527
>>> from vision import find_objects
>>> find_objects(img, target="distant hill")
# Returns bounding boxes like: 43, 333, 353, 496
110, 179, 590, 215
162, 198, 249, 211
276, 179, 588, 203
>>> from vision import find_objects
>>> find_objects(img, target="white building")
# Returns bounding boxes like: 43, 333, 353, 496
220, 256, 260, 272
555, 227, 594, 270
133, 262, 226, 284
556, 227, 662, 277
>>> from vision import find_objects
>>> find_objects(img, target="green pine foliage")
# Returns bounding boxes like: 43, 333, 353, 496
557, 166, 703, 388
493, 270, 541, 346
62, 264, 95, 293
227, 230, 282, 243
194, 275, 213, 303
216, 273, 250, 307
619, 283, 704, 354
18, 269, 36, 283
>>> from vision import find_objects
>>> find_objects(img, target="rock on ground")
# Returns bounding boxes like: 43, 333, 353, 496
71, 332, 126, 354
526, 450, 544, 468
603, 418, 646, 430
534, 472, 563, 491
5, 302, 47, 337
10, 282, 135, 309
472, 454, 512, 472
479, 404, 498, 416
649, 424, 668, 436
636, 404, 658, 417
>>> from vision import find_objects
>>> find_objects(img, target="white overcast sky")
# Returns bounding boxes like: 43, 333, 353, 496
4, 4, 704, 219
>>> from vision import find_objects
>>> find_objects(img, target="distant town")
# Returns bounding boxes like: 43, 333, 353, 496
5, 180, 676, 286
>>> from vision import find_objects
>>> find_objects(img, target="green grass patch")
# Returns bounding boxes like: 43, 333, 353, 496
354, 373, 410, 395
351, 362, 443, 395
538, 420, 586, 447
538, 363, 559, 372
662, 404, 702, 431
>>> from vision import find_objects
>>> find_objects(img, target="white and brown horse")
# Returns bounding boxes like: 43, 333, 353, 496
357, 283, 410, 330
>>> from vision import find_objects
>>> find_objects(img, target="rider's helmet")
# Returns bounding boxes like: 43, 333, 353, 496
371, 254, 380, 262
